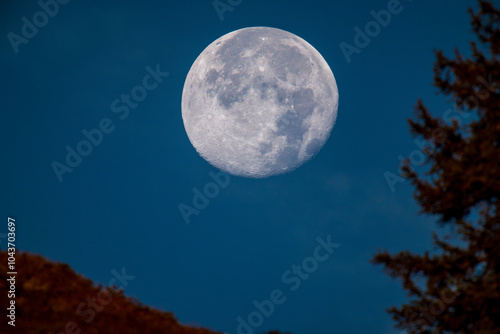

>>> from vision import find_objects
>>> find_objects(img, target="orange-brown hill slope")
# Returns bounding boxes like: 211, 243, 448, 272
0, 250, 223, 334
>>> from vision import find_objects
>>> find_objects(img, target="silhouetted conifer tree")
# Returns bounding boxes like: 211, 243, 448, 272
372, 1, 500, 333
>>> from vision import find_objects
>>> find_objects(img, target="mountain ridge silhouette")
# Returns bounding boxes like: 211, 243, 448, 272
0, 250, 224, 334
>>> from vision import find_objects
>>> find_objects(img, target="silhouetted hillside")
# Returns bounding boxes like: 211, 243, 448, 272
0, 250, 223, 334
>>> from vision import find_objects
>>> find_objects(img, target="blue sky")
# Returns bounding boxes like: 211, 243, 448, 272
0, 0, 479, 333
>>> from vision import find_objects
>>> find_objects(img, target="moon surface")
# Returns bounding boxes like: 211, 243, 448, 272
182, 27, 339, 178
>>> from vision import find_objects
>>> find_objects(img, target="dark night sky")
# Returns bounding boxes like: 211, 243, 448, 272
0, 1, 478, 333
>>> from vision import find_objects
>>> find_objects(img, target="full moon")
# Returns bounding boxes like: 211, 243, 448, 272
182, 27, 339, 178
